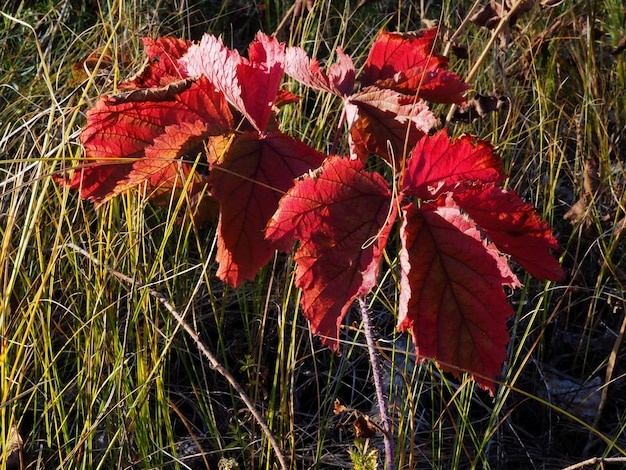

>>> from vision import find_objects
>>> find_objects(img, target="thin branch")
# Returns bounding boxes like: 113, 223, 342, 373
358, 297, 394, 470
561, 456, 626, 470
65, 242, 289, 470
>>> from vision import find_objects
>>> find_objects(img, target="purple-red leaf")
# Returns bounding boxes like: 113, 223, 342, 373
209, 132, 326, 287
266, 156, 396, 350
284, 46, 355, 96
399, 199, 518, 393
453, 184, 565, 281
180, 32, 285, 132
345, 87, 438, 162
402, 129, 505, 199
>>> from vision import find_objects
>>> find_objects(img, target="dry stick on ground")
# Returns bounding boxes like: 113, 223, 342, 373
65, 243, 290, 470
358, 298, 395, 470
561, 456, 626, 470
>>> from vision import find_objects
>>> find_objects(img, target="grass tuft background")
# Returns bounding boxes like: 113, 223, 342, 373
1, 0, 626, 468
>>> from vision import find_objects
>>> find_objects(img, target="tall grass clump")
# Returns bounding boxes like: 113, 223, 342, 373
2, 0, 626, 469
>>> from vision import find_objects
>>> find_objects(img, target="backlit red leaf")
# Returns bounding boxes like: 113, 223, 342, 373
120, 37, 191, 89
285, 46, 355, 96
209, 132, 326, 287
399, 200, 518, 393
361, 29, 442, 85
345, 87, 438, 162
266, 157, 396, 349
453, 184, 566, 281
181, 32, 285, 132
402, 129, 504, 199
361, 29, 468, 104
66, 76, 232, 205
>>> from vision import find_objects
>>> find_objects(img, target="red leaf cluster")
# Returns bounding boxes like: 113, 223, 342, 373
60, 27, 565, 394
285, 29, 468, 162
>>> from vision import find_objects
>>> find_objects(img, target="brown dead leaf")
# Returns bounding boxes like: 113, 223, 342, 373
611, 34, 626, 55
451, 42, 469, 60
108, 78, 196, 104
72, 46, 131, 84
563, 158, 601, 236
353, 414, 379, 438
333, 398, 347, 415
582, 157, 600, 195
451, 93, 507, 123
6, 425, 23, 470
470, 0, 535, 49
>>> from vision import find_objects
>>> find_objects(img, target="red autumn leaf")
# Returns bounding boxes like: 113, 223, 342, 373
345, 86, 438, 162
180, 32, 285, 133
266, 157, 396, 350
209, 132, 326, 287
274, 88, 300, 107
361, 29, 468, 104
361, 29, 441, 85
453, 184, 566, 281
65, 76, 232, 205
398, 199, 519, 393
125, 121, 212, 201
120, 37, 191, 89
402, 129, 505, 199
284, 45, 355, 95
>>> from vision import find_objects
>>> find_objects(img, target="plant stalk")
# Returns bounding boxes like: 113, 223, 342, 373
358, 297, 394, 470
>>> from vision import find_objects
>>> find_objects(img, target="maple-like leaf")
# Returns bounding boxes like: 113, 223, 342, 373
65, 76, 232, 205
398, 199, 519, 393
453, 184, 565, 281
209, 132, 326, 287
119, 37, 191, 89
345, 87, 438, 162
402, 129, 505, 199
284, 46, 355, 95
361, 29, 468, 104
180, 32, 285, 133
266, 156, 396, 349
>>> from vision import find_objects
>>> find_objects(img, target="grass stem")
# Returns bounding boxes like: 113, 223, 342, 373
63, 243, 289, 470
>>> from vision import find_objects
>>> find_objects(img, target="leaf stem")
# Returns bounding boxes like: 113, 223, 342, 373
329, 106, 346, 155
358, 297, 395, 470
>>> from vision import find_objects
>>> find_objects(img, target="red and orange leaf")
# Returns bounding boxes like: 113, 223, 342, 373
453, 184, 566, 281
398, 200, 518, 394
120, 37, 191, 89
66, 76, 231, 205
402, 129, 504, 199
209, 132, 326, 287
125, 121, 212, 200
181, 32, 285, 132
285, 46, 355, 96
266, 157, 397, 350
361, 29, 468, 104
345, 87, 438, 162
